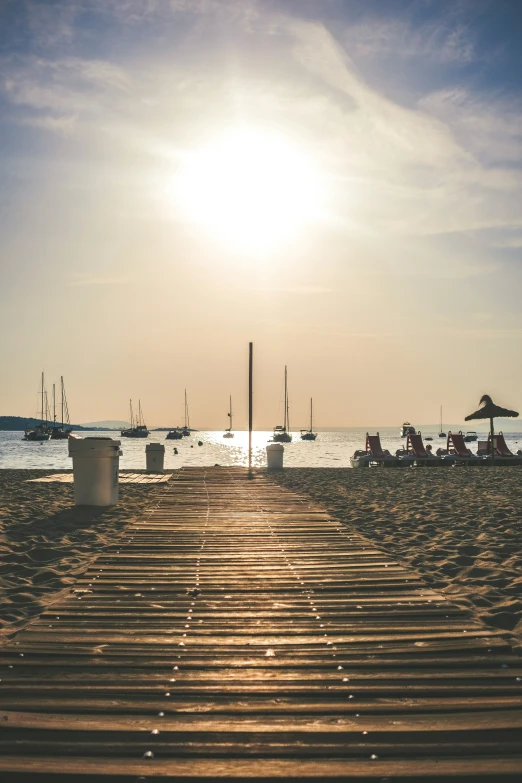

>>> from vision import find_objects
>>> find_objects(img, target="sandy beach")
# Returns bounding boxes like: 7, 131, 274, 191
0, 469, 164, 638
1, 466, 521, 654
270, 467, 522, 651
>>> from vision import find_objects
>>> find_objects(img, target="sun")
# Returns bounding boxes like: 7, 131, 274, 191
176, 128, 323, 252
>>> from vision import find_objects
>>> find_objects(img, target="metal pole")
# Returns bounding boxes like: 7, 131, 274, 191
248, 342, 253, 476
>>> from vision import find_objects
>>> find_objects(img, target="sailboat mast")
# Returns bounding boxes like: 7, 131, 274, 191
440, 405, 443, 432
129, 399, 134, 429
310, 397, 313, 432
52, 383, 56, 425
41, 372, 45, 424
229, 395, 233, 431
61, 377, 64, 429
284, 366, 289, 432
184, 389, 190, 430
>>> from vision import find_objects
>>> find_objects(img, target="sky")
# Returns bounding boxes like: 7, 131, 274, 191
1, 0, 522, 429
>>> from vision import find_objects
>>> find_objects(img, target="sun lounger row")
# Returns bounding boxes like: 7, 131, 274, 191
350, 431, 522, 468
440, 431, 522, 461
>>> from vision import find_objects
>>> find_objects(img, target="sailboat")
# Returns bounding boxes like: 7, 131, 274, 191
24, 373, 51, 441
166, 393, 184, 440
300, 398, 317, 441
121, 399, 149, 438
272, 366, 292, 442
166, 425, 183, 440
50, 377, 73, 439
223, 396, 234, 438
182, 389, 191, 436
439, 405, 446, 438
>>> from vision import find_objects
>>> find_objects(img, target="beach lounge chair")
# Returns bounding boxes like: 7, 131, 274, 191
491, 432, 515, 457
351, 433, 398, 467
367, 433, 398, 466
406, 432, 449, 466
447, 431, 483, 465
486, 432, 522, 464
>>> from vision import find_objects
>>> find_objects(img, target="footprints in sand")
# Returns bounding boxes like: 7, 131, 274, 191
272, 468, 522, 650
0, 471, 159, 636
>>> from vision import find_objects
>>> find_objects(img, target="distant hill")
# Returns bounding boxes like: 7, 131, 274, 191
0, 416, 93, 431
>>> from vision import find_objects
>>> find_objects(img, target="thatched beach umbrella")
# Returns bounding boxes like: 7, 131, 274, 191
465, 395, 519, 458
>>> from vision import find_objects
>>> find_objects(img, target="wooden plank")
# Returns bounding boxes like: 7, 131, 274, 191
0, 755, 521, 777
27, 473, 171, 484
3, 708, 522, 732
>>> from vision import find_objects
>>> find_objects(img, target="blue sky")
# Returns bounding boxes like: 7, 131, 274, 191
1, 0, 521, 427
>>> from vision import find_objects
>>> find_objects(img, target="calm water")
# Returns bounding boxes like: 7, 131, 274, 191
2, 428, 522, 470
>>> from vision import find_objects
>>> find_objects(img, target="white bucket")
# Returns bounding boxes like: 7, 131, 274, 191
266, 443, 284, 471
146, 442, 165, 472
68, 436, 122, 506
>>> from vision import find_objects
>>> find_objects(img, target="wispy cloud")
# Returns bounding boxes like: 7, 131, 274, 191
24, 0, 79, 49
342, 17, 476, 64
284, 18, 522, 245
420, 87, 522, 166
3, 55, 130, 105
1, 55, 131, 135
1, 1, 520, 279
19, 112, 78, 135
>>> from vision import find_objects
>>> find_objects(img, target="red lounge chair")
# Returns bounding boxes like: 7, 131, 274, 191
447, 431, 474, 457
489, 432, 515, 457
364, 433, 397, 466
447, 431, 482, 463
366, 433, 387, 458
405, 432, 450, 466
406, 432, 433, 459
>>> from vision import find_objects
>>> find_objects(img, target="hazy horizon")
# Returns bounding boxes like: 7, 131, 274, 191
2, 1, 521, 429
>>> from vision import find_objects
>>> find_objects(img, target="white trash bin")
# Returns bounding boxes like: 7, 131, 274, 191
146, 442, 165, 472
68, 436, 122, 506
266, 443, 284, 471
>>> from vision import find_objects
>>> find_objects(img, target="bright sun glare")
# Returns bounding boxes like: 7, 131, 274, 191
176, 128, 323, 252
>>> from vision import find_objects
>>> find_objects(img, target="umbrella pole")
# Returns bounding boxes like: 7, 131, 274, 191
490, 417, 494, 460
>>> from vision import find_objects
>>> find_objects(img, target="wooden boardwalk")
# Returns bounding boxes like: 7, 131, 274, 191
1, 466, 521, 780
28, 472, 172, 484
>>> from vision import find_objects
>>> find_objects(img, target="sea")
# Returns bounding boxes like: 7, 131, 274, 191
1, 428, 522, 470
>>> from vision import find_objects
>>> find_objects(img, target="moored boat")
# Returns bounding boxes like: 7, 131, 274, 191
24, 373, 51, 441
300, 398, 317, 441
166, 428, 183, 440
401, 422, 416, 438
439, 405, 446, 437
50, 377, 73, 439
121, 400, 149, 438
24, 424, 50, 442
182, 390, 191, 436
272, 366, 292, 442
223, 396, 234, 438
